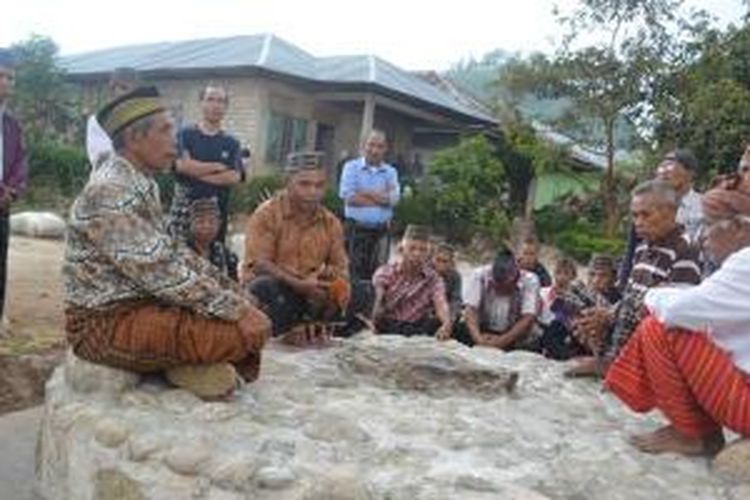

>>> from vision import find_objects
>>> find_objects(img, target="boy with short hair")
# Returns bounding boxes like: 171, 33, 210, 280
371, 225, 452, 339
517, 236, 552, 287
432, 243, 463, 323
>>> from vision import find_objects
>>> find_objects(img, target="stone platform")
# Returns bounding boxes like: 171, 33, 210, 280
36, 334, 746, 499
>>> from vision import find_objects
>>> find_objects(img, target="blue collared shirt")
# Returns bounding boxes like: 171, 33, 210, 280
339, 157, 400, 225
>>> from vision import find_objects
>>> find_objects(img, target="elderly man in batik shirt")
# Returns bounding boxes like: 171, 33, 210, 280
63, 87, 269, 399
569, 180, 701, 377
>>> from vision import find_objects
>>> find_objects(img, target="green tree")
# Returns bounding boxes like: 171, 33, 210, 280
654, 22, 750, 179
10, 35, 78, 141
499, 0, 704, 236
427, 135, 510, 243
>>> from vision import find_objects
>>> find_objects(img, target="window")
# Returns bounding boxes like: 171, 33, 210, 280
265, 111, 308, 165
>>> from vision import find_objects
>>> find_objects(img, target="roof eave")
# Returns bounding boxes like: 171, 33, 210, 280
65, 66, 499, 128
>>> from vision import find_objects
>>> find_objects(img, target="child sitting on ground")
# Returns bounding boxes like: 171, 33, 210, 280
431, 243, 463, 324
517, 235, 552, 287
539, 257, 593, 360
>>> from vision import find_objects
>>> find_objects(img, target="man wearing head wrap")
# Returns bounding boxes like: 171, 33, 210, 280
85, 67, 138, 169
370, 225, 451, 339
605, 185, 750, 457
242, 152, 350, 346
0, 48, 27, 334
454, 246, 540, 349
63, 87, 269, 399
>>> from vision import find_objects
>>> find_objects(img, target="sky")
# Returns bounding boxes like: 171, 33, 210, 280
0, 0, 746, 71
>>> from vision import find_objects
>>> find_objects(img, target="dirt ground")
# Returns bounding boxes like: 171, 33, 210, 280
1, 236, 66, 356
0, 236, 66, 414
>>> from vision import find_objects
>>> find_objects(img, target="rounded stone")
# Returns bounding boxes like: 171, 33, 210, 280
93, 469, 145, 500
121, 390, 160, 409
164, 443, 211, 476
128, 434, 165, 462
210, 455, 259, 491
302, 469, 370, 500
64, 352, 138, 396
159, 390, 202, 414
303, 413, 371, 443
94, 418, 130, 448
193, 403, 241, 422
255, 466, 296, 490
715, 439, 750, 482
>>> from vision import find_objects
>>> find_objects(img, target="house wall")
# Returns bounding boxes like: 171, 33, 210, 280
74, 75, 468, 180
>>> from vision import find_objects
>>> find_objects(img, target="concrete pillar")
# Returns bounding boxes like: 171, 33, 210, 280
359, 93, 376, 144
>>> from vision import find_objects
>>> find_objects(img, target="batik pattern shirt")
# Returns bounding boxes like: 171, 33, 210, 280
63, 155, 253, 322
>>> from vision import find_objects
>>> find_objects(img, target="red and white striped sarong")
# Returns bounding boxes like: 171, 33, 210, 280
605, 315, 750, 438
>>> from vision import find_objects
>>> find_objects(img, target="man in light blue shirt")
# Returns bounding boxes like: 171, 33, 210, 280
339, 129, 400, 280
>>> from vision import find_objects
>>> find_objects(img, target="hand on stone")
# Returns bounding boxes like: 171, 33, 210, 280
435, 323, 452, 341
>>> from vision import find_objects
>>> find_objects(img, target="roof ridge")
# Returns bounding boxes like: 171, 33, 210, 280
367, 54, 377, 82
258, 33, 273, 66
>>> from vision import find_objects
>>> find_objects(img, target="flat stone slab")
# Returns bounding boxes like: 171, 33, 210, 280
36, 335, 743, 499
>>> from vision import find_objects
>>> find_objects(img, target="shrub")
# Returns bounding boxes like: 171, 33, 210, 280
20, 140, 88, 211
424, 135, 510, 244
535, 205, 624, 262
555, 229, 625, 263
228, 174, 285, 215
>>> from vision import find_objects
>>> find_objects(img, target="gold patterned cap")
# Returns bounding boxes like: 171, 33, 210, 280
285, 151, 325, 173
96, 86, 166, 137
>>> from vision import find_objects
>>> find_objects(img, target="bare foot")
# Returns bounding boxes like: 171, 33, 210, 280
628, 425, 725, 456
564, 356, 600, 378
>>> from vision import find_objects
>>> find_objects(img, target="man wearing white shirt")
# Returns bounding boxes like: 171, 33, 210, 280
85, 68, 138, 168
605, 186, 750, 457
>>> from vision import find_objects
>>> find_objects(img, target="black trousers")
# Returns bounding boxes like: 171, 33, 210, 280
345, 220, 389, 281
247, 276, 312, 336
375, 317, 441, 337
0, 213, 8, 319
540, 320, 591, 360
452, 321, 542, 352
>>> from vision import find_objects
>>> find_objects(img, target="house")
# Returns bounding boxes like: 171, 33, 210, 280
62, 34, 498, 179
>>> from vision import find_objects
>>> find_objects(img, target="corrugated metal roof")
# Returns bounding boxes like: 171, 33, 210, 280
62, 34, 497, 125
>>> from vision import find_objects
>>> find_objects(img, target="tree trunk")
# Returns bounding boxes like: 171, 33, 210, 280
524, 176, 537, 222
602, 120, 619, 238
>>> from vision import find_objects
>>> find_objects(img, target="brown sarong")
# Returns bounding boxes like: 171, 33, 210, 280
65, 301, 269, 382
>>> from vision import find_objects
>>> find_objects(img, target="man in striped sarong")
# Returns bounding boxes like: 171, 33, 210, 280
568, 180, 701, 376
605, 186, 750, 456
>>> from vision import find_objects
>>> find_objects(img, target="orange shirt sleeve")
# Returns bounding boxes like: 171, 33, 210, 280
242, 201, 278, 281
